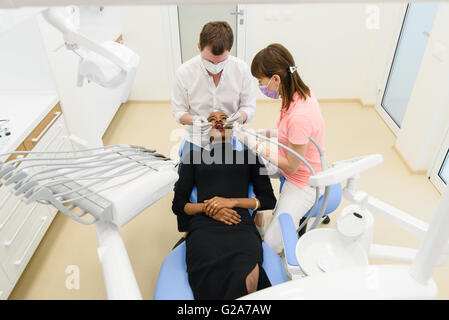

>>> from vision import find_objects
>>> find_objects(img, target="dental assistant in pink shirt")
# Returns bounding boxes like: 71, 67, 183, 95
235, 43, 326, 254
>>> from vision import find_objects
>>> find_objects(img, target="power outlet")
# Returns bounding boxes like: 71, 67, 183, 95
432, 41, 447, 62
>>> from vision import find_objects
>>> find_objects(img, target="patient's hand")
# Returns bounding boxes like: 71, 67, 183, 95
204, 196, 237, 216
211, 208, 241, 225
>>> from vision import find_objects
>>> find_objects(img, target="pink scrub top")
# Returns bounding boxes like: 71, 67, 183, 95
277, 92, 325, 189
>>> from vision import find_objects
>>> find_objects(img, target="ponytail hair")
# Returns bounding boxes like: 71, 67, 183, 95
251, 43, 310, 111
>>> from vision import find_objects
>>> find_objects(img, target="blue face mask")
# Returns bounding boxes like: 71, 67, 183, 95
259, 77, 279, 99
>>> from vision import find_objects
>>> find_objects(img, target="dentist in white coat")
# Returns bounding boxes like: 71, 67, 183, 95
171, 21, 256, 156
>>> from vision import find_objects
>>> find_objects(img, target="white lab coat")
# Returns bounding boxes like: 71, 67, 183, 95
171, 54, 256, 146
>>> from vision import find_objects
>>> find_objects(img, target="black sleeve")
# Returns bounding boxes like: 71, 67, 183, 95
172, 151, 196, 232
249, 151, 277, 211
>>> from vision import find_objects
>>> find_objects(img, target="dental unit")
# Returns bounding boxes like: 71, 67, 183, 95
234, 127, 449, 299
0, 145, 178, 299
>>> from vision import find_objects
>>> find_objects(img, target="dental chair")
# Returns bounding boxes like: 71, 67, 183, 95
279, 174, 342, 226
153, 138, 289, 300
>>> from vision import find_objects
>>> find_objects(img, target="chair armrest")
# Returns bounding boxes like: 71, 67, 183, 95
278, 212, 299, 266
153, 243, 194, 300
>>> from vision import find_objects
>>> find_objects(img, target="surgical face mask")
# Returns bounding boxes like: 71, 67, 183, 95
202, 58, 228, 75
259, 77, 279, 99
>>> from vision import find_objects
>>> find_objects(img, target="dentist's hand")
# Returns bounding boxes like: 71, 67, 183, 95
227, 111, 244, 125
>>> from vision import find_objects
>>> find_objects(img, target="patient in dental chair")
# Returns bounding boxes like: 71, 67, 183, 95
172, 110, 277, 300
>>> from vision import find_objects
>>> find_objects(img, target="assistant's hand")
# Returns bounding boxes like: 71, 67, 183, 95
232, 123, 258, 150
211, 208, 241, 225
204, 196, 237, 216
256, 128, 278, 138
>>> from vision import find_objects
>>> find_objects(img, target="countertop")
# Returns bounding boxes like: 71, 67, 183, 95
0, 92, 59, 161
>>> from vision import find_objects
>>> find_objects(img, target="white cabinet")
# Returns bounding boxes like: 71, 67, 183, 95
0, 8, 74, 300
0, 104, 74, 299
0, 266, 10, 300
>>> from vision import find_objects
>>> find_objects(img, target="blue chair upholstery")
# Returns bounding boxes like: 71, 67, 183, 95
154, 180, 287, 300
154, 139, 287, 299
278, 212, 299, 267
178, 137, 246, 159
279, 174, 342, 218
154, 241, 287, 300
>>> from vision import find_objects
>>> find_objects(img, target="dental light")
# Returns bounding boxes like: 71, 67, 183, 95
41, 7, 139, 99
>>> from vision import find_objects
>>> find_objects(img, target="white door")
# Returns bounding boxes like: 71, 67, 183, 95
177, 4, 246, 63
430, 129, 449, 193
376, 3, 439, 134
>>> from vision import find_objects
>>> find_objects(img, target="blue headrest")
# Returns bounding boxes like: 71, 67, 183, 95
178, 137, 247, 158
280, 174, 342, 217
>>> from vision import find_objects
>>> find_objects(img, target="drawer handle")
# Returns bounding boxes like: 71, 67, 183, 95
13, 216, 48, 266
4, 203, 39, 247
0, 200, 22, 230
31, 112, 62, 144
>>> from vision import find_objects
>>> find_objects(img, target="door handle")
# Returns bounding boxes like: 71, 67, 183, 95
423, 31, 431, 38
230, 9, 244, 16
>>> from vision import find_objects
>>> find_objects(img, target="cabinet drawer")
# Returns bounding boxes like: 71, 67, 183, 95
0, 144, 27, 188
23, 103, 62, 151
4, 143, 27, 165
0, 182, 15, 205
1, 205, 52, 283
0, 266, 11, 300
0, 190, 24, 237
30, 115, 68, 153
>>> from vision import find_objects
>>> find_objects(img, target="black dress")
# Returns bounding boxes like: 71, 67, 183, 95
172, 142, 277, 300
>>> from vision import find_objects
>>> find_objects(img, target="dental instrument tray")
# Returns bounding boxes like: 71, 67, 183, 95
0, 145, 179, 227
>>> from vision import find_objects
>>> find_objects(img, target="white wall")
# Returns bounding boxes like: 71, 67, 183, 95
118, 6, 173, 101
122, 3, 405, 105
395, 3, 449, 173
0, 15, 56, 94
244, 3, 405, 104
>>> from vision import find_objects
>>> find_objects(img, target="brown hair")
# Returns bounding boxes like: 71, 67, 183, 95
199, 21, 234, 55
251, 43, 310, 110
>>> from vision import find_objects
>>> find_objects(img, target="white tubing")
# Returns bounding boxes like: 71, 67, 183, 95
95, 220, 142, 300
409, 186, 449, 285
